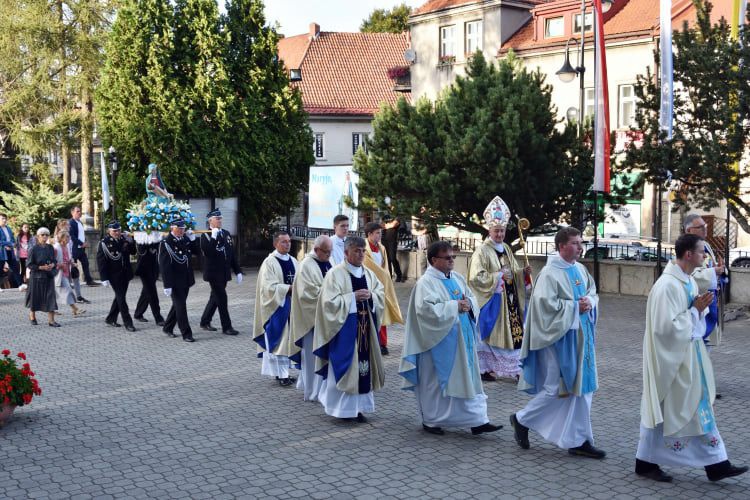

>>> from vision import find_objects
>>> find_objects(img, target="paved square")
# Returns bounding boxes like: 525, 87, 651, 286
1, 272, 748, 499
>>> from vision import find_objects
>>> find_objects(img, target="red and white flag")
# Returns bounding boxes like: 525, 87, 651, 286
593, 0, 610, 193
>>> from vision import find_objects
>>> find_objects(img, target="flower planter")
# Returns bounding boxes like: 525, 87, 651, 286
0, 403, 16, 427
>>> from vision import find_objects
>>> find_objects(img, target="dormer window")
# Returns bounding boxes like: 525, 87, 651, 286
544, 16, 564, 38
290, 68, 302, 81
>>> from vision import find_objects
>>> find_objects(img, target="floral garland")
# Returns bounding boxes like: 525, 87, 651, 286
126, 200, 197, 234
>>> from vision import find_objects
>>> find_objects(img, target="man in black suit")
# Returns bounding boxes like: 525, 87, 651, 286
159, 217, 200, 342
69, 206, 97, 286
382, 215, 404, 282
199, 209, 242, 335
97, 221, 136, 332
133, 239, 165, 326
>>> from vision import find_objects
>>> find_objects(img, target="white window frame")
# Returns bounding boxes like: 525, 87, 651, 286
618, 84, 637, 129
352, 133, 368, 155
544, 16, 564, 38
465, 20, 482, 55
574, 12, 593, 34
584, 88, 595, 120
440, 25, 456, 57
313, 132, 325, 160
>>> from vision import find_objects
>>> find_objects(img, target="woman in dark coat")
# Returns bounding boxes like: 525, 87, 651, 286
25, 227, 59, 326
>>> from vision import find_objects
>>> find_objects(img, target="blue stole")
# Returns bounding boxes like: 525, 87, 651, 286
681, 279, 716, 433
478, 293, 502, 342
521, 266, 597, 395
401, 276, 476, 391
314, 272, 377, 394
256, 257, 295, 357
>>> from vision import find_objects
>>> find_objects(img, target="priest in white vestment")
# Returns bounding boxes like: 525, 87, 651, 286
281, 235, 332, 401
253, 231, 298, 386
314, 237, 385, 422
400, 241, 503, 436
510, 227, 606, 459
636, 233, 747, 483
330, 214, 349, 265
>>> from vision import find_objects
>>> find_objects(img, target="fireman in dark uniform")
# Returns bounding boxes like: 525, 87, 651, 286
97, 221, 136, 332
199, 209, 242, 335
133, 237, 164, 326
158, 217, 200, 342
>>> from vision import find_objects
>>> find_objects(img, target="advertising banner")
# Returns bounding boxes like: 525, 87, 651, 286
307, 166, 359, 230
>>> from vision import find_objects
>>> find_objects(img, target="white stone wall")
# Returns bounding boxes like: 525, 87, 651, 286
309, 117, 374, 167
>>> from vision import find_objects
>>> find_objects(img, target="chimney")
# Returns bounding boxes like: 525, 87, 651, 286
309, 22, 320, 39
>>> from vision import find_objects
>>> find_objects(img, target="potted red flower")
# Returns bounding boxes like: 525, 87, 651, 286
0, 349, 42, 427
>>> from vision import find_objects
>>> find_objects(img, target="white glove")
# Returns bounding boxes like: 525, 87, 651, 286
101, 280, 110, 287
186, 230, 196, 241
236, 273, 243, 284
211, 227, 220, 239
164, 288, 172, 297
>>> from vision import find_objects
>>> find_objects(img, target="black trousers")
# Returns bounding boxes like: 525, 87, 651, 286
384, 241, 402, 280
134, 275, 162, 321
76, 251, 93, 282
200, 280, 232, 330
106, 282, 133, 326
164, 287, 192, 337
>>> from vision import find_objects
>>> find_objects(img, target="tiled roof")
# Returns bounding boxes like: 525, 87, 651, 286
500, 0, 739, 54
412, 0, 547, 16
278, 31, 410, 116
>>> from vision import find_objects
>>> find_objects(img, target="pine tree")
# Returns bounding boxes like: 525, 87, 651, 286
355, 52, 594, 237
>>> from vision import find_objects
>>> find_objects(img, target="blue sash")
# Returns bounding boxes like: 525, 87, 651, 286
681, 280, 716, 432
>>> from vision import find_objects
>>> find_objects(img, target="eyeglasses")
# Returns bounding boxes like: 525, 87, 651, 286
435, 255, 456, 261
689, 224, 707, 230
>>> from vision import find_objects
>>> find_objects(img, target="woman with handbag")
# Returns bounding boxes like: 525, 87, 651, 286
25, 227, 59, 326
54, 230, 84, 317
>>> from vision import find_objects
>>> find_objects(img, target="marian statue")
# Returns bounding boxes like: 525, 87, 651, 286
145, 163, 173, 205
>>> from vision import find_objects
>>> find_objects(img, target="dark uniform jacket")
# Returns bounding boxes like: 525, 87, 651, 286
158, 233, 199, 290
97, 235, 134, 284
135, 243, 160, 281
200, 229, 241, 283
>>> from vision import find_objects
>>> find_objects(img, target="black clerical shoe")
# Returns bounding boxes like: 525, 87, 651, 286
106, 320, 122, 328
77, 296, 91, 304
471, 422, 502, 435
276, 377, 294, 387
164, 330, 177, 338
200, 323, 218, 332
133, 316, 148, 323
125, 325, 137, 332
182, 336, 195, 343
481, 372, 497, 382
569, 441, 606, 459
510, 414, 530, 449
86, 280, 100, 287
380, 346, 389, 356
635, 459, 673, 482
223, 328, 240, 336
706, 461, 749, 482
422, 424, 445, 435
48, 321, 61, 328
356, 413, 367, 423
156, 318, 166, 327
30, 319, 38, 325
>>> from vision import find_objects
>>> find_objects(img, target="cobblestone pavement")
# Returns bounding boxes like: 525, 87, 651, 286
1, 272, 748, 499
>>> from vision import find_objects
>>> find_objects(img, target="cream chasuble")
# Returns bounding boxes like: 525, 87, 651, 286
364, 241, 404, 326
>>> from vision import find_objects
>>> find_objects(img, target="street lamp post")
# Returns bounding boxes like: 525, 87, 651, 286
556, 0, 614, 288
108, 146, 117, 220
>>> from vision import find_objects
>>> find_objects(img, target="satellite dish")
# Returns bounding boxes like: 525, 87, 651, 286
404, 48, 417, 64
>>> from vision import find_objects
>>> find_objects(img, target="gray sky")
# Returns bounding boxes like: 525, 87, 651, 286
264, 0, 425, 36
